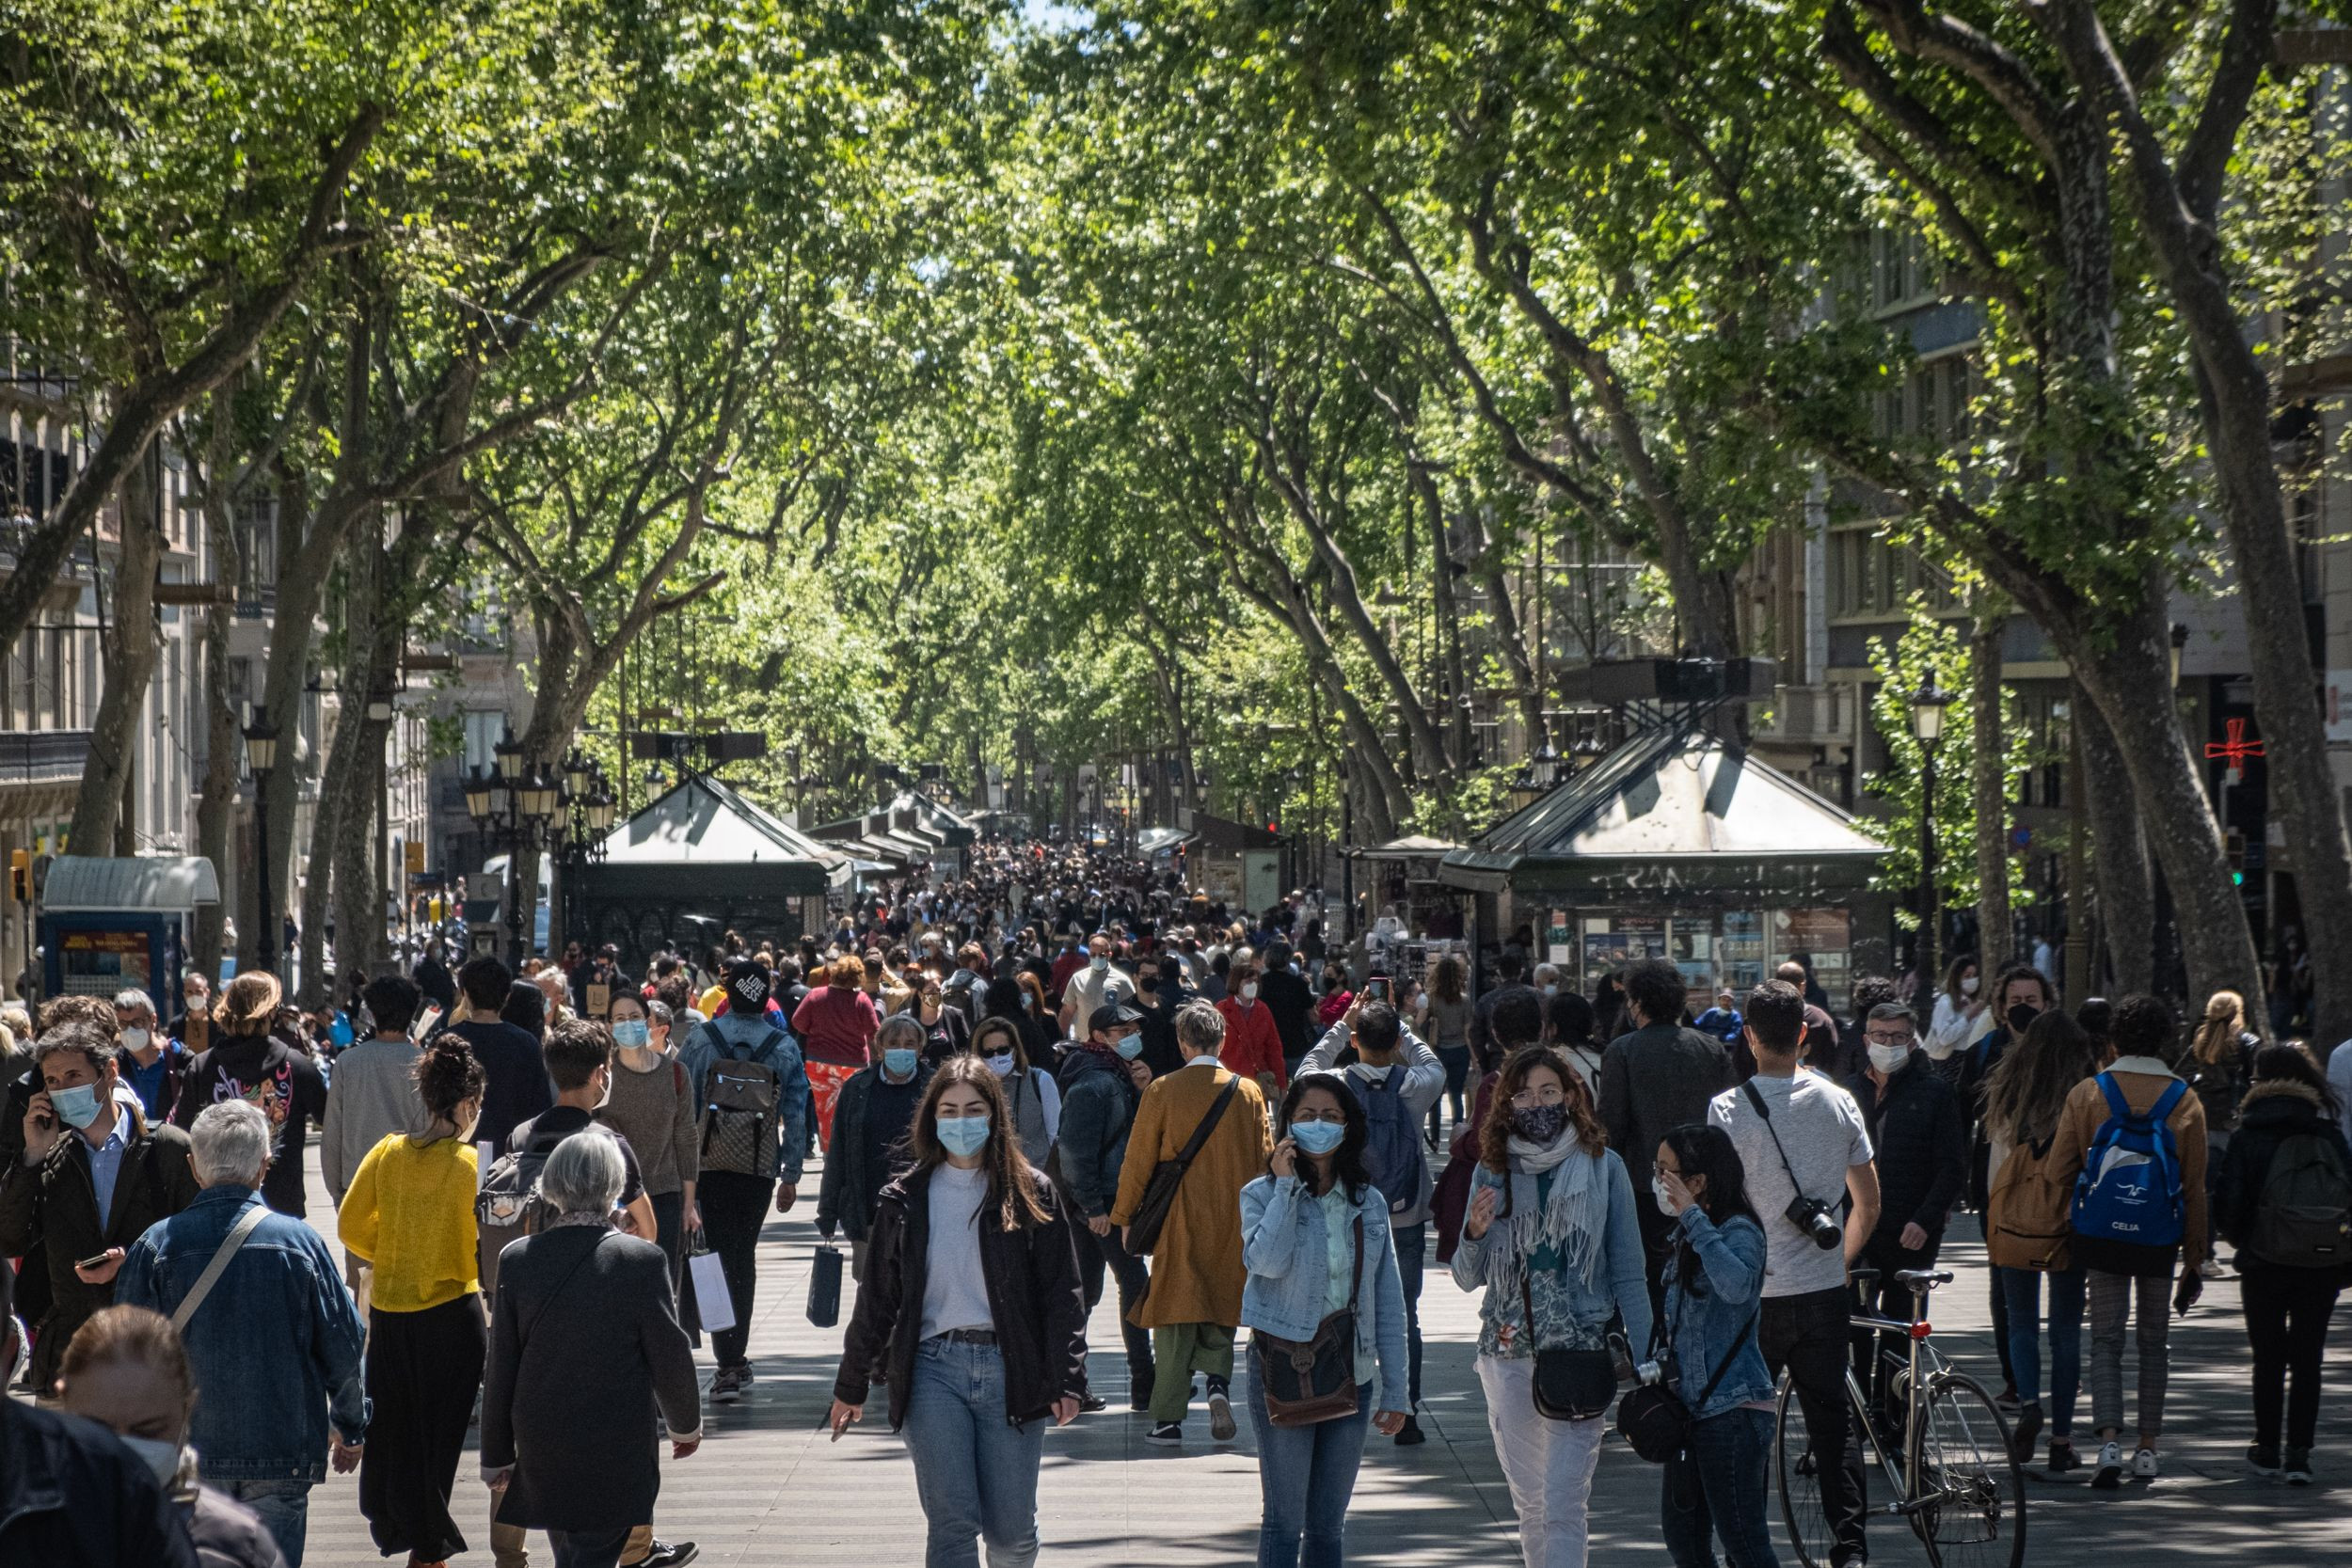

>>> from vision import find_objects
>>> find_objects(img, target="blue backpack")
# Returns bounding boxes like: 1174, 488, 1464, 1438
1355, 1066, 1429, 1216
2070, 1074, 2188, 1248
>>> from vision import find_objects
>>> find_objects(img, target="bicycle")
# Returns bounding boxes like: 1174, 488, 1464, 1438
1775, 1266, 2026, 1568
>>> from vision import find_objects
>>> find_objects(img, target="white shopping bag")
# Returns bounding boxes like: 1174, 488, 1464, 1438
476, 1142, 495, 1188
688, 1248, 735, 1335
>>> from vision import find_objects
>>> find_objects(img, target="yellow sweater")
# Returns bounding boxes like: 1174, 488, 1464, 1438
338, 1133, 481, 1312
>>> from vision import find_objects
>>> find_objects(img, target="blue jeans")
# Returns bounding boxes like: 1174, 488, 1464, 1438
221, 1478, 311, 1567
1661, 1407, 1780, 1568
1245, 1344, 1374, 1568
1392, 1223, 1425, 1409
1996, 1264, 2086, 1438
900, 1338, 1045, 1568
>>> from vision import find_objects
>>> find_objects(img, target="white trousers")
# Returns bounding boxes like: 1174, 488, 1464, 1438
1478, 1354, 1605, 1568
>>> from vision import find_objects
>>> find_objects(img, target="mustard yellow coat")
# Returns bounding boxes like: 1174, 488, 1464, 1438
1110, 1061, 1272, 1329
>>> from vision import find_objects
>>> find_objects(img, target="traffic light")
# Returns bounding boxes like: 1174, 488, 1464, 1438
2224, 828, 2246, 886
8, 848, 26, 902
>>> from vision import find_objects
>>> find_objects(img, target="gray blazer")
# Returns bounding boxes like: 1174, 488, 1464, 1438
480, 1226, 701, 1532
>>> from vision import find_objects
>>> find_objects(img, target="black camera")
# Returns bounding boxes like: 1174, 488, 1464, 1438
1785, 1194, 1843, 1251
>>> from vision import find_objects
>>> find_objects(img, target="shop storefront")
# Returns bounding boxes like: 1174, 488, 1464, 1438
1440, 729, 1892, 1014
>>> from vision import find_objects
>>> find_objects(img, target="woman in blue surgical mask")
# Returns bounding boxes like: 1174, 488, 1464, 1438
600, 992, 698, 1291
59, 1304, 283, 1567
1238, 1073, 1411, 1568
829, 1057, 1089, 1567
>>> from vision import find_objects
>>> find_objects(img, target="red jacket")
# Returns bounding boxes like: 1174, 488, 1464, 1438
1216, 996, 1287, 1089
790, 984, 881, 1069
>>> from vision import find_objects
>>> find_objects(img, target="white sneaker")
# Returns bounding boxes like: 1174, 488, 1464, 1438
2131, 1448, 2160, 1480
2091, 1441, 2124, 1489
2198, 1258, 2225, 1280
1207, 1388, 1237, 1443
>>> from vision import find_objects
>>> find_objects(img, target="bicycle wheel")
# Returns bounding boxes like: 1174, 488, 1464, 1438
1773, 1369, 1831, 1568
1915, 1371, 2026, 1568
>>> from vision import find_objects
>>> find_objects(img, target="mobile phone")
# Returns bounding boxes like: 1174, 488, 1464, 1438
74, 1252, 115, 1272
1365, 977, 1390, 1003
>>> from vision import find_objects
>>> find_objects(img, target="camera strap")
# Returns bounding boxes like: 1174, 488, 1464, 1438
1740, 1079, 1820, 1219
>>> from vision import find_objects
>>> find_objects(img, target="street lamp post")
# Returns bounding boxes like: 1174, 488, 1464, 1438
1912, 685, 1952, 990
464, 734, 561, 967
554, 750, 615, 948
244, 714, 280, 974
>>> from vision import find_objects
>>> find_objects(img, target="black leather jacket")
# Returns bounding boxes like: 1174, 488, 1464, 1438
1844, 1053, 1967, 1239
834, 1162, 1089, 1431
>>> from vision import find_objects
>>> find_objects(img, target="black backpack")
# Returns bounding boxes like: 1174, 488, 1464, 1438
476, 1136, 563, 1297
2250, 1131, 2352, 1269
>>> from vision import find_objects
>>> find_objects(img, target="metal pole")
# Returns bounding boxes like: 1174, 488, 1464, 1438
1918, 745, 1939, 990
255, 788, 276, 974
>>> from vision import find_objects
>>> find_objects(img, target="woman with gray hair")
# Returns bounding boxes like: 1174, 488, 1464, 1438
480, 1130, 702, 1568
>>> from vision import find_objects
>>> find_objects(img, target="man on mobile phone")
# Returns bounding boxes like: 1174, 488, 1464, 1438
0, 1022, 200, 1401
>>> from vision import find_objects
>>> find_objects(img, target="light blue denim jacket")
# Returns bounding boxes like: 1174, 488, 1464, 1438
678, 1012, 810, 1185
115, 1184, 369, 1481
1239, 1173, 1410, 1413
1448, 1150, 1655, 1360
1660, 1208, 1773, 1420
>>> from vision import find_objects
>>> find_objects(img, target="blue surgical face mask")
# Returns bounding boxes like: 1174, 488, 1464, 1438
936, 1112, 992, 1157
50, 1083, 102, 1130
1289, 1119, 1346, 1155
1089, 954, 1109, 972
1113, 1033, 1144, 1060
882, 1048, 919, 1079
612, 1019, 651, 1050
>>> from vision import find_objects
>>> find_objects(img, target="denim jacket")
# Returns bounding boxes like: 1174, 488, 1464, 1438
1239, 1173, 1410, 1412
1448, 1151, 1655, 1361
679, 1014, 811, 1185
1659, 1208, 1773, 1421
115, 1185, 369, 1481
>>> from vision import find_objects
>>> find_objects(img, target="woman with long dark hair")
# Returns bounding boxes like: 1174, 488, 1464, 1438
1239, 1074, 1410, 1567
1981, 1009, 2101, 1471
829, 1057, 1089, 1566
2215, 1044, 2351, 1485
1652, 1124, 1776, 1568
1452, 1045, 1652, 1568
338, 1035, 489, 1565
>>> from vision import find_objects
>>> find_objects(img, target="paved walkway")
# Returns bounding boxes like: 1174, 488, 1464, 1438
284, 1143, 2347, 1566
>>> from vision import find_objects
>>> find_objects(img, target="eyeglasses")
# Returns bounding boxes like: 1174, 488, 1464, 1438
1865, 1031, 1916, 1047
1508, 1085, 1566, 1108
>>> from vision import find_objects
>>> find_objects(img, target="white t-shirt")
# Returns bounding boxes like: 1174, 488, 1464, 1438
1709, 1070, 1874, 1299
919, 1164, 994, 1338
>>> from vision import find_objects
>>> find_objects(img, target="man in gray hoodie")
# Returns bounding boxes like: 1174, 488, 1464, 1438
319, 974, 427, 1312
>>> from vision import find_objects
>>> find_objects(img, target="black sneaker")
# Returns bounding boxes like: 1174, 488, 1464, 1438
2010, 1402, 2044, 1466
1393, 1416, 1426, 1447
1146, 1422, 1183, 1446
2248, 1444, 2282, 1480
1207, 1386, 1237, 1443
2284, 1447, 2312, 1485
2047, 1439, 2079, 1474
1079, 1393, 1108, 1414
628, 1542, 699, 1568
710, 1366, 741, 1405
1129, 1376, 1155, 1414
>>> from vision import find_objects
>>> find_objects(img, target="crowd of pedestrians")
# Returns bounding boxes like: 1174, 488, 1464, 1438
4, 849, 2350, 1568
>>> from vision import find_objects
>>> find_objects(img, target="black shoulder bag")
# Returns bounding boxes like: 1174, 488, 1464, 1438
1123, 1075, 1240, 1256
1521, 1267, 1621, 1421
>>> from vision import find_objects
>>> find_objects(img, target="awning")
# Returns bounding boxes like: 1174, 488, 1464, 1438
41, 854, 220, 911
1352, 834, 1462, 860
1137, 826, 1198, 857
1440, 729, 1885, 893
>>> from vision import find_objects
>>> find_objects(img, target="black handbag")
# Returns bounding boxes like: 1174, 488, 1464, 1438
1521, 1271, 1619, 1421
1250, 1216, 1364, 1428
1616, 1264, 1758, 1464
806, 1241, 844, 1329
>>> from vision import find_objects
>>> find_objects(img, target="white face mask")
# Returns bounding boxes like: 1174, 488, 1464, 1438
1240, 982, 1259, 1003
1652, 1177, 1681, 1218
1867, 1043, 1912, 1075
1961, 975, 1980, 996
121, 1027, 151, 1053
986, 1051, 1016, 1078
119, 1434, 183, 1487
